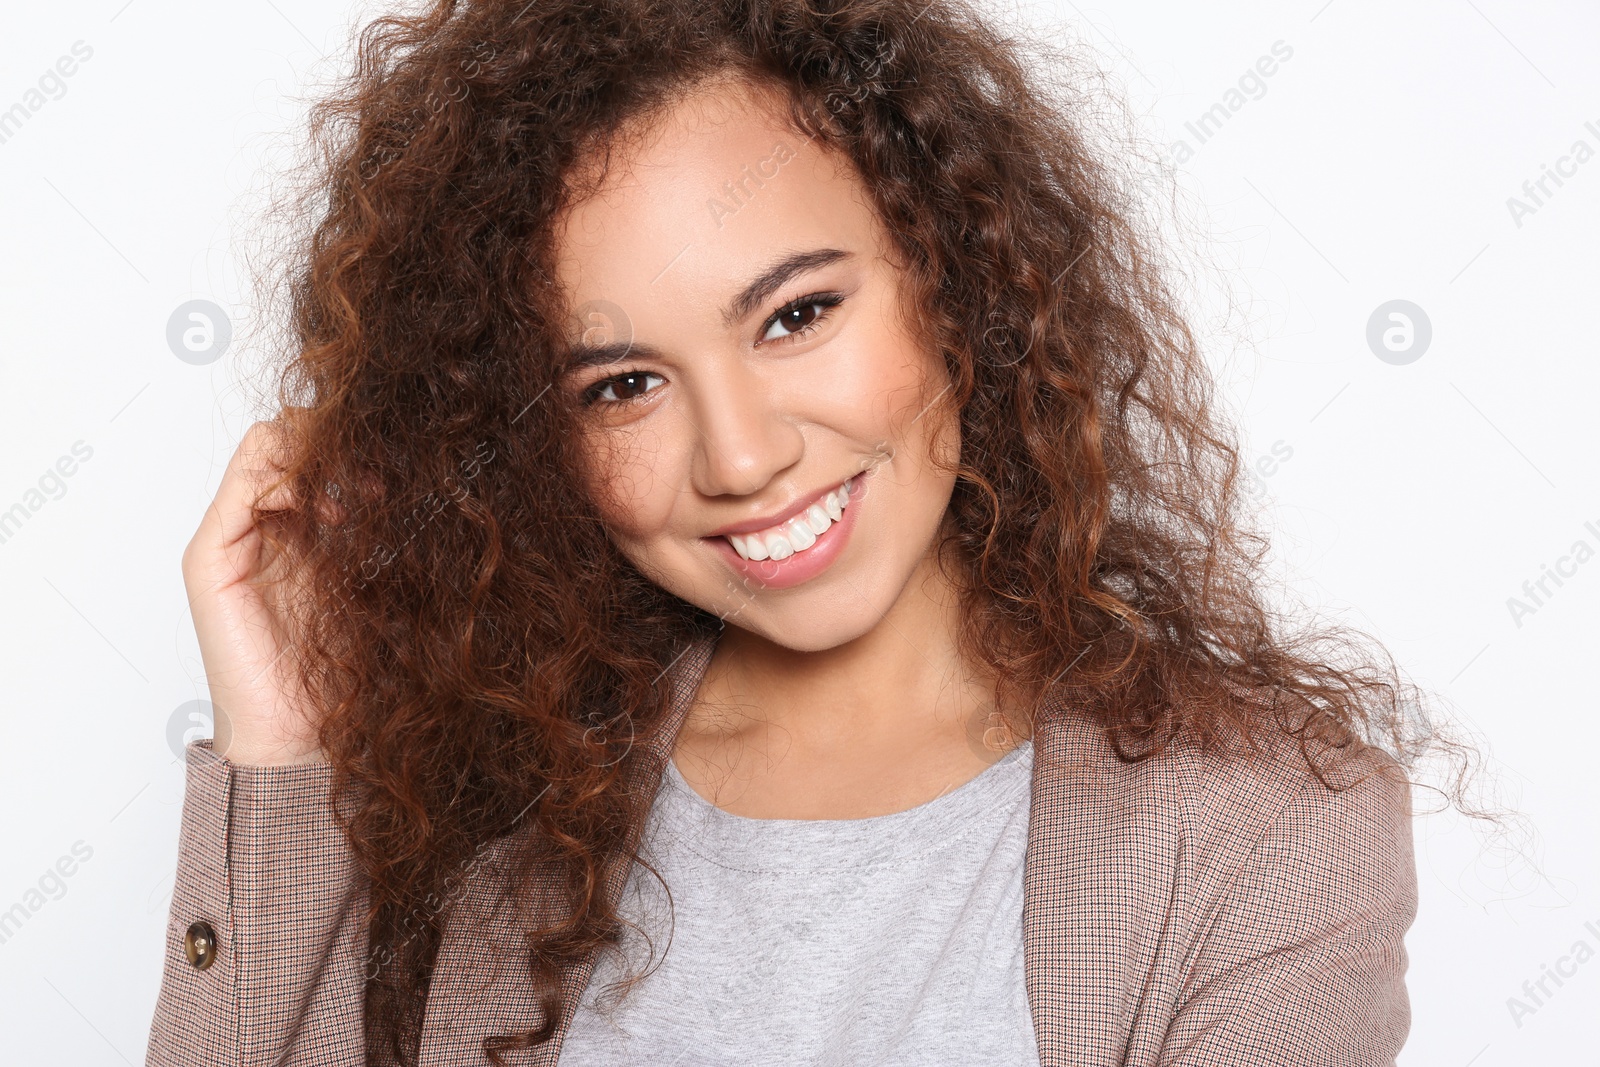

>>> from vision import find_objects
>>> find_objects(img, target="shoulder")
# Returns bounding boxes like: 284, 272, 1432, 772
1034, 683, 1416, 902
1032, 686, 1418, 1058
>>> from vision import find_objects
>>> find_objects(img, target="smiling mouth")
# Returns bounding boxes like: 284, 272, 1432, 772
720, 475, 857, 562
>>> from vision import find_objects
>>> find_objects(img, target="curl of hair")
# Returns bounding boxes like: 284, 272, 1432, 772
242, 0, 1503, 1062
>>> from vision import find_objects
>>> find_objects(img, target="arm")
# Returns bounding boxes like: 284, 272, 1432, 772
145, 739, 369, 1067
1158, 755, 1418, 1067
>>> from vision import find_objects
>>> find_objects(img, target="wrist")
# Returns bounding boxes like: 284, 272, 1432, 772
213, 716, 325, 767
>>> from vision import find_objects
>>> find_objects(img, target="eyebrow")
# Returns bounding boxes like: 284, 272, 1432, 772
561, 247, 855, 371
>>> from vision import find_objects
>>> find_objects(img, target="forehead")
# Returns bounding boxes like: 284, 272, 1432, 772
550, 77, 882, 319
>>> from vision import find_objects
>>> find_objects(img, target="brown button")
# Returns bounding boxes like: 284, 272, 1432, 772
184, 920, 218, 970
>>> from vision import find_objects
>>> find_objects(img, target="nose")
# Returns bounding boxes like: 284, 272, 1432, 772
684, 358, 805, 500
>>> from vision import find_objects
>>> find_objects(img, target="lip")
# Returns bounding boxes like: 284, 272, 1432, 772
704, 474, 858, 538
703, 466, 872, 591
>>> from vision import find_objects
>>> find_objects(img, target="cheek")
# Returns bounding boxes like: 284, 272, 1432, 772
864, 351, 959, 502
812, 331, 938, 444
918, 355, 959, 453
579, 426, 682, 543
863, 346, 952, 459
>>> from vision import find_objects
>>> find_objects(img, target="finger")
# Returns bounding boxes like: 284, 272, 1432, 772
249, 417, 352, 526
210, 420, 300, 545
237, 419, 301, 513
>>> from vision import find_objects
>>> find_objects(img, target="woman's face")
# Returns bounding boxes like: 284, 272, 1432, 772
551, 76, 959, 652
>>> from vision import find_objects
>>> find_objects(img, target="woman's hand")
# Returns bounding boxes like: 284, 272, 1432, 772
181, 418, 326, 766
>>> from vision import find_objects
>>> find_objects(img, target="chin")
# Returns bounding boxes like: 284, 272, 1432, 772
719, 602, 885, 652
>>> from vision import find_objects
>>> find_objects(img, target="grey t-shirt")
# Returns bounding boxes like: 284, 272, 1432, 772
557, 739, 1041, 1066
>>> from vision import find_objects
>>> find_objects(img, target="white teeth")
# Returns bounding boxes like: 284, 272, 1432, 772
785, 517, 817, 551
725, 476, 854, 562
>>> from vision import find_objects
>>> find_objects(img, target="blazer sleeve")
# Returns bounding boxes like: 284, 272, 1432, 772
145, 738, 369, 1067
1158, 755, 1419, 1067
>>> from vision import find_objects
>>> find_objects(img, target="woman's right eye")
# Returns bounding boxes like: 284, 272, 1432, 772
583, 370, 664, 407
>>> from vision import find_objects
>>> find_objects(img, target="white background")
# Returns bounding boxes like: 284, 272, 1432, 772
1, 1, 1595, 1063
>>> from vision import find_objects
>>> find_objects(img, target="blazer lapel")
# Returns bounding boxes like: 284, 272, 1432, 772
419, 630, 720, 1066
539, 631, 722, 1062
1023, 693, 1183, 1067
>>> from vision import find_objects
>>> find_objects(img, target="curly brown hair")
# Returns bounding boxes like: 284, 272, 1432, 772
245, 0, 1489, 1062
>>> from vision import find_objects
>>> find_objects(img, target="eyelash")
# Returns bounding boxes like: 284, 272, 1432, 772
579, 290, 846, 409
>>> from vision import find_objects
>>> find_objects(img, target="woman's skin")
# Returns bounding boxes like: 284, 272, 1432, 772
185, 73, 1030, 818
554, 74, 1028, 819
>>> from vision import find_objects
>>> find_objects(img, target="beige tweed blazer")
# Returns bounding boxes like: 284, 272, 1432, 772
144, 631, 1417, 1065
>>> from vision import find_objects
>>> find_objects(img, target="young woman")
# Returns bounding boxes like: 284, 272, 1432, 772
146, 1, 1476, 1064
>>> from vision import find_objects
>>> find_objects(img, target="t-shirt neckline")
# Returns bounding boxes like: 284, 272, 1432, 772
650, 739, 1034, 872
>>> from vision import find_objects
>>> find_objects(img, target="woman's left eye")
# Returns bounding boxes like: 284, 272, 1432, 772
759, 293, 844, 344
